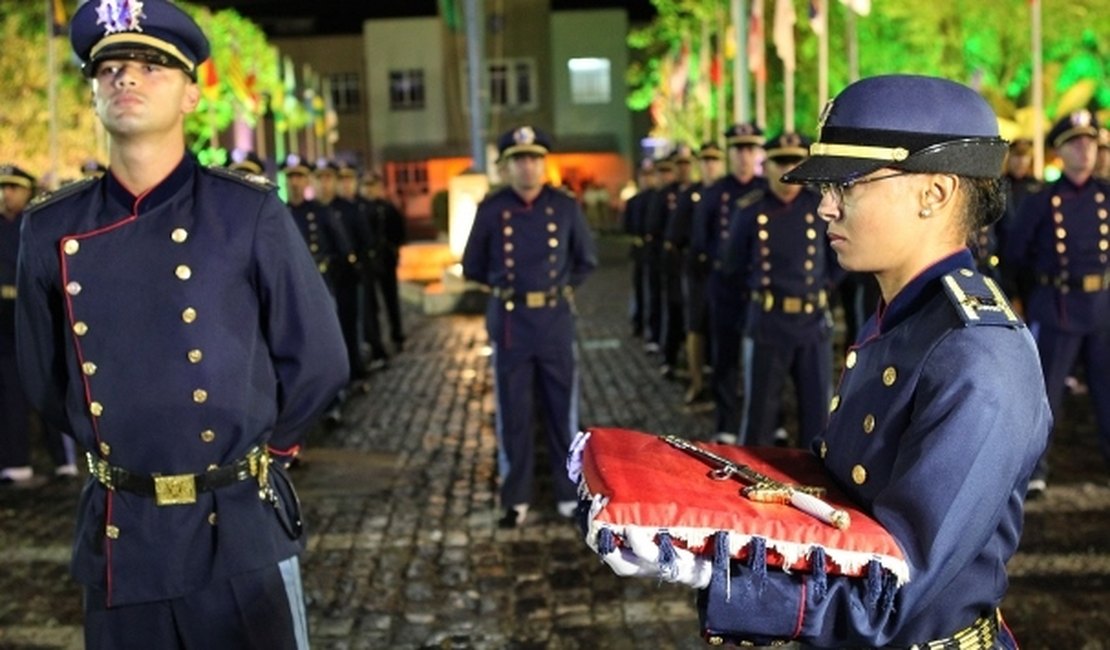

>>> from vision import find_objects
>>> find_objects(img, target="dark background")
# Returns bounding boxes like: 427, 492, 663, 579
190, 0, 658, 35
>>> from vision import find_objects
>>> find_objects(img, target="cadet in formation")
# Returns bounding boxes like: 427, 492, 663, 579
462, 126, 597, 528
359, 171, 408, 356
721, 133, 843, 449
622, 161, 657, 339
690, 123, 768, 442
17, 2, 348, 646
654, 145, 697, 379
1005, 110, 1110, 497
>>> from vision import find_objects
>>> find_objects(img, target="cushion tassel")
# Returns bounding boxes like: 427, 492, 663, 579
809, 546, 828, 602
657, 531, 677, 580
750, 537, 767, 595
865, 559, 882, 610
880, 570, 897, 613
713, 531, 731, 602
597, 527, 615, 555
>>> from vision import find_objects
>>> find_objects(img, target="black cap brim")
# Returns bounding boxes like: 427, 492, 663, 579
781, 155, 888, 184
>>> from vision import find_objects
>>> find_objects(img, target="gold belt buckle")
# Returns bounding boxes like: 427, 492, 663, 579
0, 284, 15, 300
1082, 274, 1101, 292
154, 474, 197, 506
526, 291, 546, 308
783, 297, 802, 313
762, 292, 774, 311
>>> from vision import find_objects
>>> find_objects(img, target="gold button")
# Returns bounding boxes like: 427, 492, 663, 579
193, 389, 208, 404
548, 238, 559, 248
188, 349, 203, 364
502, 210, 511, 219
819, 440, 828, 458
504, 243, 514, 252
549, 254, 557, 263
506, 259, 515, 268
863, 414, 876, 434
806, 213, 815, 223
757, 230, 769, 241
503, 226, 513, 236
99, 441, 111, 456
200, 429, 216, 443
66, 281, 82, 296
90, 401, 103, 417
545, 207, 554, 215
804, 260, 814, 271
852, 465, 868, 485
505, 301, 515, 312
182, 307, 197, 323
82, 361, 97, 376
1056, 227, 1067, 239
708, 637, 724, 647
829, 395, 840, 413
171, 228, 189, 243
310, 243, 319, 253
1051, 196, 1062, 207
806, 228, 817, 240
1098, 193, 1106, 203
757, 214, 769, 225
105, 525, 120, 540
63, 239, 80, 255
845, 350, 857, 368
547, 222, 557, 232
882, 366, 897, 386
208, 513, 218, 526
175, 265, 192, 280
959, 268, 974, 277
73, 321, 89, 336
207, 464, 219, 471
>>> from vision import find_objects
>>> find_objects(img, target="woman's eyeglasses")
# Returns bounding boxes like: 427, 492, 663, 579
818, 170, 911, 205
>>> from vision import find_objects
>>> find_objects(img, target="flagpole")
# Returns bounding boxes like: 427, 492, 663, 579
1031, 0, 1044, 179
46, 0, 59, 190
846, 6, 859, 82
716, 4, 727, 139
754, 0, 766, 128
732, 0, 748, 124
818, 0, 829, 109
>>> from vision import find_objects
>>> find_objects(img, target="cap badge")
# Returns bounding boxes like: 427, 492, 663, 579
1071, 110, 1093, 128
513, 127, 536, 146
782, 133, 801, 148
96, 0, 145, 35
816, 100, 834, 140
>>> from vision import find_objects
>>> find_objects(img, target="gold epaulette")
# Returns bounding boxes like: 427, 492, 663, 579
26, 176, 97, 213
204, 165, 275, 191
735, 189, 765, 211
940, 268, 1021, 327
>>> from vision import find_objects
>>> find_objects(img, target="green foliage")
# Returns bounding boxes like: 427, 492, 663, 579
630, 0, 1110, 143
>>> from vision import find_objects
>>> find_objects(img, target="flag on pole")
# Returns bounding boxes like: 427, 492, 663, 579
773, 0, 797, 71
50, 0, 67, 36
227, 55, 259, 115
748, 0, 766, 82
198, 59, 220, 102
839, 0, 871, 16
808, 0, 824, 35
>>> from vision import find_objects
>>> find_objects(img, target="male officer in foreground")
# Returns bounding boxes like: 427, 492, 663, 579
462, 126, 597, 528
17, 2, 348, 647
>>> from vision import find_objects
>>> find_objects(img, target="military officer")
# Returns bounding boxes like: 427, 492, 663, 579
641, 156, 676, 354
17, 2, 348, 647
282, 155, 352, 294
1096, 127, 1110, 181
654, 145, 696, 378
613, 74, 1051, 650
228, 150, 267, 178
720, 133, 842, 449
462, 126, 597, 528
1, 165, 79, 484
665, 143, 726, 403
359, 171, 408, 355
690, 123, 768, 442
997, 138, 1042, 300
1005, 110, 1110, 496
621, 161, 657, 338
316, 160, 372, 381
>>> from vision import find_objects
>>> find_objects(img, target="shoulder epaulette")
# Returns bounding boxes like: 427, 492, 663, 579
940, 268, 1022, 327
735, 188, 765, 211
26, 176, 97, 213
203, 165, 275, 192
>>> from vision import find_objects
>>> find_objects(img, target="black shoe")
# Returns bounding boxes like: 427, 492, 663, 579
498, 509, 520, 529
1025, 478, 1046, 500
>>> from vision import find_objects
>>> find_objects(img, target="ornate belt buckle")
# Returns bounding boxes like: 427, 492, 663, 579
1084, 274, 1102, 292
783, 297, 802, 313
526, 291, 545, 308
0, 284, 15, 300
154, 474, 197, 506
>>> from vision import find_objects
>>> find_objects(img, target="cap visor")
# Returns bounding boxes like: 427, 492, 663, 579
780, 155, 890, 185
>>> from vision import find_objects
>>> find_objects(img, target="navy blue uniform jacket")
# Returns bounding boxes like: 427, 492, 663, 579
461, 185, 597, 349
15, 156, 348, 607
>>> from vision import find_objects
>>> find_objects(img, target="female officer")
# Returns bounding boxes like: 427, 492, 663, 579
599, 75, 1051, 649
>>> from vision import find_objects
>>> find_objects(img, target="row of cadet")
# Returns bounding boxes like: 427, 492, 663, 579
620, 111, 1110, 498
0, 154, 407, 484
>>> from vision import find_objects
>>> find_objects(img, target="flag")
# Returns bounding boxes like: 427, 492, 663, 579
839, 0, 871, 16
809, 0, 824, 35
669, 43, 691, 106
227, 55, 259, 115
773, 0, 797, 71
748, 0, 765, 82
438, 0, 461, 31
198, 59, 220, 102
50, 0, 67, 36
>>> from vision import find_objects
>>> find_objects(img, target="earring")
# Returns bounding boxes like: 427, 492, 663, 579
919, 207, 932, 218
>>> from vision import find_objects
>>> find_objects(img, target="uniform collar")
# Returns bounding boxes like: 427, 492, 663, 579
106, 154, 196, 216
868, 249, 974, 337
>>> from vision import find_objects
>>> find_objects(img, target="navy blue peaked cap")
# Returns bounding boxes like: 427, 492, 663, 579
498, 126, 552, 160
765, 132, 813, 161
71, 0, 210, 80
783, 75, 1007, 184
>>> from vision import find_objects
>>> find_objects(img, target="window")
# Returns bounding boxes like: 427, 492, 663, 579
393, 161, 429, 196
462, 58, 538, 112
328, 72, 362, 113
568, 58, 611, 105
389, 69, 425, 111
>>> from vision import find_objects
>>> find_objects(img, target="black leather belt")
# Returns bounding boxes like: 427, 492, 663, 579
491, 286, 572, 311
1037, 272, 1110, 292
86, 446, 270, 506
751, 289, 828, 314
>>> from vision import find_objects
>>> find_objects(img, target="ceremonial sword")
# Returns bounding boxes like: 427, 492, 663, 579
662, 435, 851, 530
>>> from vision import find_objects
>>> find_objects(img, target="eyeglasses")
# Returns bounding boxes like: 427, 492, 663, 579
818, 170, 912, 205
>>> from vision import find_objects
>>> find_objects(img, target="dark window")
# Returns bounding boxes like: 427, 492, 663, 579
389, 69, 425, 111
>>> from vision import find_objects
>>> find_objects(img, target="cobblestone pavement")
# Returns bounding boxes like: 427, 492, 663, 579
1, 236, 1108, 649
